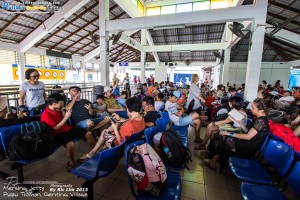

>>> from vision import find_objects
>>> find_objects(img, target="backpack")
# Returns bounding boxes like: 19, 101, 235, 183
8, 121, 55, 161
127, 143, 167, 197
159, 128, 192, 168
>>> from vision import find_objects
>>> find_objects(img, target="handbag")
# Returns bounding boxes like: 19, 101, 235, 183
8, 121, 55, 161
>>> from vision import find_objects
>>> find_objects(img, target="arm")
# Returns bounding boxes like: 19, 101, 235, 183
53, 114, 70, 131
291, 115, 300, 126
112, 123, 121, 144
220, 127, 258, 140
107, 108, 125, 113
145, 122, 155, 127
19, 91, 26, 106
65, 97, 76, 111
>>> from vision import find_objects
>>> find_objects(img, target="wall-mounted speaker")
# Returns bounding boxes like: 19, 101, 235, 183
165, 62, 168, 66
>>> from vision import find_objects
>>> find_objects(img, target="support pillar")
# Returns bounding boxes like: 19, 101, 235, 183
99, 0, 110, 86
18, 52, 26, 84
82, 61, 86, 83
222, 48, 231, 85
140, 29, 146, 83
244, 0, 268, 101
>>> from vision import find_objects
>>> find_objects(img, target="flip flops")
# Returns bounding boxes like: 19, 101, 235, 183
67, 161, 76, 172
194, 144, 206, 150
77, 154, 91, 164
194, 138, 203, 143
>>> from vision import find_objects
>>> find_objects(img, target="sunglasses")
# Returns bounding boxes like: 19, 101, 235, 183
30, 75, 40, 78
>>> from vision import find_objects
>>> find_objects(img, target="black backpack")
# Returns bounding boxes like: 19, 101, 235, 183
159, 128, 192, 169
8, 121, 55, 161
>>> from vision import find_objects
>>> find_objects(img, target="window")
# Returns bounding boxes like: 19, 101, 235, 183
72, 74, 79, 81
88, 74, 93, 81
0, 50, 18, 64
210, 0, 229, 9
176, 3, 193, 13
138, 0, 144, 15
49, 56, 57, 68
25, 54, 42, 67
131, 0, 137, 7
193, 1, 210, 11
161, 5, 176, 14
60, 58, 70, 68
146, 7, 160, 16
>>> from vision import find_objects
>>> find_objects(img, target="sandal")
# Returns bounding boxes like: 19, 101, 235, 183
204, 160, 217, 172
67, 161, 76, 172
194, 138, 203, 143
194, 144, 206, 150
77, 153, 91, 164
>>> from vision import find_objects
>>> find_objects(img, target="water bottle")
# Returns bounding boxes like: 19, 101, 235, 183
163, 147, 172, 159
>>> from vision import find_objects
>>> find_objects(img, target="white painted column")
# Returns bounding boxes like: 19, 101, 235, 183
140, 29, 146, 83
213, 64, 220, 88
244, 0, 268, 101
82, 61, 86, 83
219, 64, 223, 85
99, 0, 110, 86
222, 48, 231, 85
18, 52, 26, 84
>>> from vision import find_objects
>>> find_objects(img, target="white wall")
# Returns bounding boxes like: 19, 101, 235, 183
155, 65, 168, 83
227, 62, 290, 88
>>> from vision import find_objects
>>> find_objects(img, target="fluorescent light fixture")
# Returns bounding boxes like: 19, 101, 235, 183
47, 18, 65, 32
153, 24, 185, 30
173, 50, 191, 53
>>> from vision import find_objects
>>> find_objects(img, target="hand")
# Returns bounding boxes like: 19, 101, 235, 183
112, 113, 120, 120
219, 131, 229, 136
207, 123, 213, 128
75, 93, 81, 100
84, 103, 92, 111
65, 109, 72, 119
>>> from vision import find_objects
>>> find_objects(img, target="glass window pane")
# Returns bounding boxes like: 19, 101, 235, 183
138, 0, 144, 15
146, 7, 161, 16
131, 0, 137, 7
211, 0, 229, 9
193, 1, 210, 11
176, 3, 193, 13
161, 5, 176, 15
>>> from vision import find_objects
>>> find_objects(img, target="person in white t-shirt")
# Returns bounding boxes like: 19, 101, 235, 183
165, 91, 204, 142
275, 91, 295, 108
19, 68, 46, 117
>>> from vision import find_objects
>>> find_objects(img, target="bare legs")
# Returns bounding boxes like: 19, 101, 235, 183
191, 112, 202, 142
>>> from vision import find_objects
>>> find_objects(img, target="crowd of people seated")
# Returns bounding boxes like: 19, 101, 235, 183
3, 68, 300, 174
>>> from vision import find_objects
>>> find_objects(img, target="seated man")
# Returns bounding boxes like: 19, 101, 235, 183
155, 92, 165, 112
103, 86, 128, 119
41, 93, 95, 172
78, 97, 145, 162
165, 91, 203, 143
275, 91, 295, 109
66, 86, 107, 130
142, 96, 160, 127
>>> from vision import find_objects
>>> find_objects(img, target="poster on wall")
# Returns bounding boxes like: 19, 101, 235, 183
174, 73, 192, 85
12, 64, 66, 80
288, 69, 300, 90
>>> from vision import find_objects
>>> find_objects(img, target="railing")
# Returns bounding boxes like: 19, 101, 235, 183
0, 83, 139, 113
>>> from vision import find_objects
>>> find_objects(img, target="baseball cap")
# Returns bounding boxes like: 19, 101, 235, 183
172, 91, 182, 99
104, 86, 112, 93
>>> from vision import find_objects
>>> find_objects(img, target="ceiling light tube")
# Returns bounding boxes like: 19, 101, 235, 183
47, 18, 65, 33
153, 24, 185, 30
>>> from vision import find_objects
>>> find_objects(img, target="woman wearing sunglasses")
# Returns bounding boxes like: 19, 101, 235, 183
202, 98, 269, 171
19, 68, 46, 117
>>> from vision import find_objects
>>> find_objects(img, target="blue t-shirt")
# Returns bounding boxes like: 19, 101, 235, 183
113, 86, 120, 97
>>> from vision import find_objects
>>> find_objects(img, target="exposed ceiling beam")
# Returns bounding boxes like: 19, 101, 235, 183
268, 1, 300, 14
112, 44, 128, 62
107, 4, 256, 31
144, 43, 228, 52
265, 37, 295, 61
267, 12, 300, 27
19, 0, 90, 52
0, 15, 20, 35
145, 30, 160, 64
36, 1, 98, 47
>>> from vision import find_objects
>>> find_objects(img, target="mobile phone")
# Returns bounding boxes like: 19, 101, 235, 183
110, 117, 117, 124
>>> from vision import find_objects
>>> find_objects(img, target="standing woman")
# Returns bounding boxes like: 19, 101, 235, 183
19, 68, 46, 116
185, 74, 206, 114
112, 78, 120, 98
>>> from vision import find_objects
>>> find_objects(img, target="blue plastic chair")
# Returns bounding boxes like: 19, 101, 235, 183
126, 131, 144, 146
156, 117, 168, 132
161, 112, 170, 124
71, 139, 126, 200
144, 126, 160, 146
229, 139, 295, 185
241, 161, 300, 200
124, 140, 182, 200
171, 125, 188, 147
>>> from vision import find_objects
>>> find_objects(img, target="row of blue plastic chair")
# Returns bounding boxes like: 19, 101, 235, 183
228, 135, 300, 200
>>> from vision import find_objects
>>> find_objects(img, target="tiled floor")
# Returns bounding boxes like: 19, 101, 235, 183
0, 126, 298, 200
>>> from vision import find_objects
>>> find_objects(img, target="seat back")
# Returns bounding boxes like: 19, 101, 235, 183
161, 112, 170, 123
259, 133, 270, 153
124, 140, 145, 187
263, 139, 294, 176
171, 125, 189, 138
0, 124, 23, 156
287, 161, 300, 197
126, 131, 143, 146
156, 117, 168, 132
144, 126, 160, 146
97, 139, 126, 173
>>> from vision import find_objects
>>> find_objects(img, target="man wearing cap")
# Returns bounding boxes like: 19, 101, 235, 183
66, 86, 106, 130
103, 86, 128, 118
165, 91, 203, 142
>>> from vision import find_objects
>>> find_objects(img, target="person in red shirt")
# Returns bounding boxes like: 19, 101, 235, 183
41, 93, 95, 172
78, 97, 145, 162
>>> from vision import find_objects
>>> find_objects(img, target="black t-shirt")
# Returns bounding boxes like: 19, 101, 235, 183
69, 99, 92, 125
144, 111, 160, 126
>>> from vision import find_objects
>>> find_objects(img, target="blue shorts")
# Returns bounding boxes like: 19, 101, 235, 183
76, 116, 105, 129
177, 115, 193, 126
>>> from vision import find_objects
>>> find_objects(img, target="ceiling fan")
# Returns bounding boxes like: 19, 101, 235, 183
88, 31, 99, 45
110, 31, 122, 45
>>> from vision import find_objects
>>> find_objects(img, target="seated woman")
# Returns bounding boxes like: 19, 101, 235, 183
78, 97, 145, 162
194, 96, 248, 150
202, 98, 269, 170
